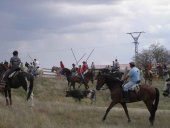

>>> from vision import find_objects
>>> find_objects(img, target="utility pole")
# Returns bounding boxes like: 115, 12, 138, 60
127, 31, 144, 63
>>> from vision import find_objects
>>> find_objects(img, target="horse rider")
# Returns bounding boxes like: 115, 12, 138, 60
82, 61, 89, 74
3, 61, 9, 70
33, 59, 39, 68
162, 63, 170, 91
4, 50, 21, 89
60, 61, 65, 75
122, 62, 141, 102
71, 63, 78, 76
91, 62, 95, 70
112, 60, 115, 72
115, 59, 120, 71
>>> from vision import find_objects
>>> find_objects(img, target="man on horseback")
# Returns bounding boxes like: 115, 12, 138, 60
115, 59, 120, 71
122, 62, 140, 102
71, 63, 78, 76
77, 61, 88, 83
4, 50, 21, 89
60, 61, 65, 75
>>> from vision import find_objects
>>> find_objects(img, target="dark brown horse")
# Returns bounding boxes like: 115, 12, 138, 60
0, 63, 34, 105
62, 68, 94, 90
99, 68, 124, 79
96, 73, 159, 126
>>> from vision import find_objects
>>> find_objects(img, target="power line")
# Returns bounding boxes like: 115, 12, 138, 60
127, 31, 145, 62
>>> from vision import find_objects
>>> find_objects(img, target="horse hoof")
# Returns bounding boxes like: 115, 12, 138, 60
128, 119, 131, 123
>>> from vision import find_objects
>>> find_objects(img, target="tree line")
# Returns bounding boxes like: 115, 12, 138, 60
135, 43, 170, 68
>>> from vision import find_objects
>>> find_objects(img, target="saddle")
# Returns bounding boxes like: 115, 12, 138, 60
129, 84, 140, 93
128, 81, 141, 93
8, 68, 21, 79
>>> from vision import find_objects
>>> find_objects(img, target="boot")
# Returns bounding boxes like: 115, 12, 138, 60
122, 91, 129, 102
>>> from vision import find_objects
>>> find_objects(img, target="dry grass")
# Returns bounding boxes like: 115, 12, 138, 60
0, 77, 169, 128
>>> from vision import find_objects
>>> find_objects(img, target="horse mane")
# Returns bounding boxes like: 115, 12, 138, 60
103, 74, 123, 85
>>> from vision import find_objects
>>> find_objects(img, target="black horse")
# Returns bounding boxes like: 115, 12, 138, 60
62, 68, 94, 90
0, 63, 34, 105
96, 72, 159, 126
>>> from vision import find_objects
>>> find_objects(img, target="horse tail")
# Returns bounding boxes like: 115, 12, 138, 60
27, 74, 34, 100
153, 88, 159, 113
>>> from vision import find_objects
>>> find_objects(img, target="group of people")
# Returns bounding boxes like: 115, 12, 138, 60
2, 50, 40, 86
112, 59, 120, 72
60, 58, 142, 102
60, 61, 91, 79
25, 59, 40, 76
3, 50, 167, 103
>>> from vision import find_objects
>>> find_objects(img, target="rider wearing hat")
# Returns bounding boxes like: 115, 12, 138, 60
4, 50, 21, 89
122, 62, 140, 102
82, 61, 88, 74
71, 63, 78, 76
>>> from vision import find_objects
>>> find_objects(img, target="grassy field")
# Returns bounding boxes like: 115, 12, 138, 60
0, 76, 170, 128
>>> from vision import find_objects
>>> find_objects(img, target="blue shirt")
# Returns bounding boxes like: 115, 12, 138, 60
128, 67, 140, 82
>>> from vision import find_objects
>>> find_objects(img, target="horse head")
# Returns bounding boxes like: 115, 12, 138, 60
96, 72, 106, 90
96, 72, 123, 90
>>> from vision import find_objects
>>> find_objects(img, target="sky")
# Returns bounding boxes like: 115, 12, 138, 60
0, 0, 170, 68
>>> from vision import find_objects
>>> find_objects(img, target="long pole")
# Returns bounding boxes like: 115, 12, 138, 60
86, 49, 95, 62
27, 53, 34, 62
70, 48, 84, 80
71, 48, 78, 65
77, 53, 86, 64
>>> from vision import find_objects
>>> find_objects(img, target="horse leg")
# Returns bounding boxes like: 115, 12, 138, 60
121, 102, 131, 122
144, 101, 154, 126
8, 89, 12, 105
84, 83, 89, 89
102, 101, 116, 121
4, 89, 9, 105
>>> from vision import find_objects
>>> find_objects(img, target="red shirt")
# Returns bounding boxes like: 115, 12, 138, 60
60, 63, 64, 69
82, 64, 88, 72
77, 67, 83, 74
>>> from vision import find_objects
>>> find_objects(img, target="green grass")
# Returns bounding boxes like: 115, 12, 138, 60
0, 77, 169, 128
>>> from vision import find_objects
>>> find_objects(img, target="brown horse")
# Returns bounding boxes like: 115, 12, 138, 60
143, 69, 153, 85
62, 68, 94, 90
0, 63, 34, 106
96, 73, 159, 126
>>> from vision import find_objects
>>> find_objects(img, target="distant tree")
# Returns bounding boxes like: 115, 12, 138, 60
136, 49, 153, 68
135, 42, 170, 68
149, 43, 169, 63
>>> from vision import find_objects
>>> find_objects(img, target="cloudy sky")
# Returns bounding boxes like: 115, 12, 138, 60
0, 0, 170, 68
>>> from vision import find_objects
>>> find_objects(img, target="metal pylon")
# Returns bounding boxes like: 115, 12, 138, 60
127, 31, 144, 61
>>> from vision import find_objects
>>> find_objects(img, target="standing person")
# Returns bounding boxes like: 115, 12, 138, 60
115, 59, 120, 71
4, 50, 21, 89
162, 64, 170, 91
60, 61, 65, 75
122, 62, 141, 102
112, 61, 115, 72
91, 62, 95, 72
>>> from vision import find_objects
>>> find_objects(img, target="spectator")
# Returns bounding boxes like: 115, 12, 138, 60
115, 59, 120, 70
60, 61, 65, 75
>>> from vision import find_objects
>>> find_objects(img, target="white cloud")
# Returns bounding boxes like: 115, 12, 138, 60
0, 0, 170, 68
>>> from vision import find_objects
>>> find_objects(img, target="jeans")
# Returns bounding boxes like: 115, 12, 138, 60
123, 81, 136, 92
